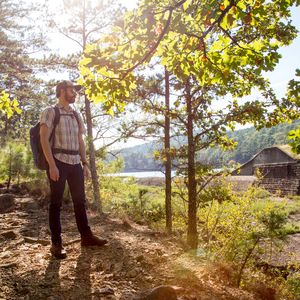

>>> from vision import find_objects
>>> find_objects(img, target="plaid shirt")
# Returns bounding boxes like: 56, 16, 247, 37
40, 104, 86, 165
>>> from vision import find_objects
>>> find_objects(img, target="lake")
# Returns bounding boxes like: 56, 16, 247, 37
106, 171, 176, 178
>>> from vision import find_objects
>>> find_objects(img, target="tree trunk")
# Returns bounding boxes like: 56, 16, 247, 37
164, 67, 172, 233
84, 94, 102, 212
186, 84, 198, 249
82, 1, 102, 212
6, 147, 12, 191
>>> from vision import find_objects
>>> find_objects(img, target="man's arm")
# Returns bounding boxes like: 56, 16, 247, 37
79, 133, 91, 178
40, 124, 59, 181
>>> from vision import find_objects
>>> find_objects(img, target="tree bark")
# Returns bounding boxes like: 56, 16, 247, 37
84, 94, 102, 212
164, 67, 172, 233
186, 83, 198, 249
6, 146, 12, 191
82, 0, 102, 212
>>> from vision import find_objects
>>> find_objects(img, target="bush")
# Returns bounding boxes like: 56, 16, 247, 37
198, 186, 290, 286
286, 273, 300, 298
0, 141, 46, 189
91, 157, 165, 224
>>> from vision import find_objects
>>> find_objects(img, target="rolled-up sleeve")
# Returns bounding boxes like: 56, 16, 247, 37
78, 113, 86, 135
40, 107, 55, 130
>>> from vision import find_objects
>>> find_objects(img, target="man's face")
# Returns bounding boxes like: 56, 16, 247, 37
64, 87, 77, 103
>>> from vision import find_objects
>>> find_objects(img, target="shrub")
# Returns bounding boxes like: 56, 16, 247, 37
286, 273, 300, 298
198, 186, 290, 286
0, 141, 45, 189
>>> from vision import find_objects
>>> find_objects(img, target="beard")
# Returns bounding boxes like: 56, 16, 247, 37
66, 95, 76, 104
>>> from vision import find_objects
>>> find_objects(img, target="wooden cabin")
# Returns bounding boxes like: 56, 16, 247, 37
232, 145, 300, 195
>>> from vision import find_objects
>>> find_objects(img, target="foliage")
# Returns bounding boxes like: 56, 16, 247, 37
198, 186, 290, 285
0, 141, 39, 186
286, 273, 300, 298
287, 68, 300, 154
80, 0, 299, 123
0, 0, 50, 141
91, 157, 166, 223
0, 91, 21, 119
288, 127, 300, 154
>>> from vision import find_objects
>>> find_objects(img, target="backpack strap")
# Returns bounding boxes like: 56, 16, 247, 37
49, 106, 60, 146
72, 110, 80, 127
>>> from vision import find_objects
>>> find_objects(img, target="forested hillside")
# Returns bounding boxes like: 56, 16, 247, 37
116, 121, 300, 171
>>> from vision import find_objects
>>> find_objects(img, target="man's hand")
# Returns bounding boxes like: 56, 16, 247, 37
49, 165, 59, 181
83, 165, 91, 179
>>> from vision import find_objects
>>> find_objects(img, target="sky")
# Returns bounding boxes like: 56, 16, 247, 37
39, 0, 300, 148
266, 6, 300, 97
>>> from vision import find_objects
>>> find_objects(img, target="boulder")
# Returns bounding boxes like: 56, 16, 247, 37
1, 230, 17, 239
134, 286, 178, 300
0, 187, 8, 194
20, 198, 40, 211
95, 286, 115, 296
0, 194, 15, 213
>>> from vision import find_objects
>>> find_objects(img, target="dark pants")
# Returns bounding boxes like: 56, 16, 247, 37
47, 159, 91, 245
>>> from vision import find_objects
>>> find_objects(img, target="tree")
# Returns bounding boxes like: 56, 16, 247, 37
0, 0, 49, 140
0, 142, 28, 190
128, 70, 174, 232
48, 0, 123, 211
164, 68, 172, 233
79, 0, 300, 248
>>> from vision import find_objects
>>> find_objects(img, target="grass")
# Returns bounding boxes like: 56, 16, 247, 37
280, 223, 300, 235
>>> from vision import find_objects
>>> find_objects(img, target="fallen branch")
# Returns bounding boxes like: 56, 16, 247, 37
24, 236, 50, 246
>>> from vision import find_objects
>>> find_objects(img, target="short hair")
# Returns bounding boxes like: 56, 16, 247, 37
56, 80, 81, 98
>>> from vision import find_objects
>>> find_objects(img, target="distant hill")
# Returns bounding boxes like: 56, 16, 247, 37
109, 121, 300, 172
110, 142, 162, 172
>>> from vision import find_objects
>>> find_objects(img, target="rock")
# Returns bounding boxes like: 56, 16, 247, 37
145, 275, 154, 282
96, 286, 115, 296
29, 188, 43, 197
0, 250, 13, 259
0, 187, 8, 194
0, 194, 15, 213
134, 285, 178, 300
1, 230, 17, 239
103, 261, 112, 272
114, 262, 123, 272
104, 273, 114, 279
122, 218, 132, 229
127, 268, 138, 278
20, 198, 39, 211
155, 249, 163, 256
136, 254, 145, 262
250, 281, 276, 300
0, 262, 17, 268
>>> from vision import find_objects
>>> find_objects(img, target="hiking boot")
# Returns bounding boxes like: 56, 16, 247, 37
81, 233, 108, 247
50, 243, 67, 259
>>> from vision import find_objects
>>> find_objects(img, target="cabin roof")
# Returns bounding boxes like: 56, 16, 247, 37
274, 145, 300, 160
238, 145, 300, 170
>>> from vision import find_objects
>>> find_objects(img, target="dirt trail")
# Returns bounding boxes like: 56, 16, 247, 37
0, 193, 257, 300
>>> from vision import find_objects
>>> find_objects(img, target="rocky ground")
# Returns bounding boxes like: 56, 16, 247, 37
0, 192, 263, 300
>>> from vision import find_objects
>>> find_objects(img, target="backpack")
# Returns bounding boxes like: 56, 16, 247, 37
30, 106, 80, 170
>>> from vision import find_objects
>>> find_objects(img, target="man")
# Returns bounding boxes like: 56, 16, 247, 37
40, 80, 107, 259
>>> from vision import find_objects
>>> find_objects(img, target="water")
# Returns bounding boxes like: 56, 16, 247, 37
106, 170, 176, 178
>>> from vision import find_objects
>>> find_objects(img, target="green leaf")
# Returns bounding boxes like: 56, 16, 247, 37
183, 0, 192, 11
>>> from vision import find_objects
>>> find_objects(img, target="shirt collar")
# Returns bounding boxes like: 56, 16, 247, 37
56, 103, 74, 112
